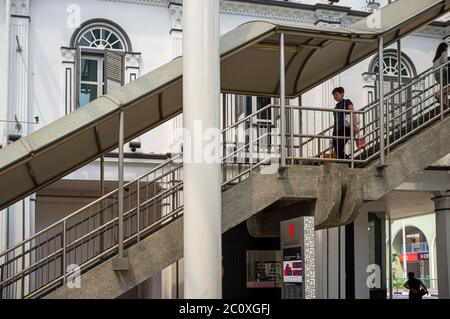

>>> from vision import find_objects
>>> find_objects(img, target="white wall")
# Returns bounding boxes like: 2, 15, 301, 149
315, 226, 346, 299
28, 0, 174, 155
0, 0, 6, 252
0, 0, 6, 146
354, 209, 370, 298
35, 196, 92, 232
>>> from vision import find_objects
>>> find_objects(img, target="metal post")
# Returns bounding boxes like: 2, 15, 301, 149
299, 95, 303, 163
62, 220, 66, 285
376, 36, 386, 175
440, 67, 444, 121
279, 32, 287, 176
350, 112, 354, 168
100, 156, 105, 196
222, 94, 227, 182
136, 179, 140, 242
388, 216, 393, 299
112, 110, 129, 271
290, 107, 294, 163
402, 219, 407, 279
99, 155, 105, 253
249, 115, 253, 174
183, 0, 221, 298
118, 111, 124, 257
21, 199, 25, 298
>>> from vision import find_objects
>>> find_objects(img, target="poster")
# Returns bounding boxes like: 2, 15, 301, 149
283, 260, 302, 283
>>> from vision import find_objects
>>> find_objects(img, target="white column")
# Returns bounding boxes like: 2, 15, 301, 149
169, 2, 183, 58
124, 53, 141, 84
433, 192, 450, 299
0, 0, 10, 239
402, 219, 407, 279
169, 2, 184, 154
3, 0, 33, 260
183, 0, 222, 299
314, 226, 346, 299
61, 48, 76, 115
7, 1, 30, 137
0, 0, 11, 146
354, 209, 370, 299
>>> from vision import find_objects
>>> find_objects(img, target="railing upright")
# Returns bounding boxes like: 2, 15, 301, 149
137, 180, 140, 243
350, 113, 354, 168
440, 66, 444, 121
62, 220, 66, 286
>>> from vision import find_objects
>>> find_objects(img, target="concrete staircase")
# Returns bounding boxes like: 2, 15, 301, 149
44, 112, 450, 299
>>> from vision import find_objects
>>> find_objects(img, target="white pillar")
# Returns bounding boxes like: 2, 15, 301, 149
7, 1, 30, 137
1, 0, 11, 146
354, 209, 370, 299
433, 192, 450, 299
2, 0, 33, 275
402, 219, 407, 279
183, 0, 222, 298
169, 2, 184, 154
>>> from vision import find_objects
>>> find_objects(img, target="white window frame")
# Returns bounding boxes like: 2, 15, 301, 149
79, 55, 105, 107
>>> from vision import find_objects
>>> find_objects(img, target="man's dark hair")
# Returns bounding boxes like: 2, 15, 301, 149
408, 272, 415, 280
332, 87, 345, 95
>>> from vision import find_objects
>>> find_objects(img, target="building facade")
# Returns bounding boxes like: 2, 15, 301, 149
0, 0, 449, 299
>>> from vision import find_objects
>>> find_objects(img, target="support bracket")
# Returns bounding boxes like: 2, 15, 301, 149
375, 164, 387, 177
278, 166, 289, 179
112, 255, 130, 271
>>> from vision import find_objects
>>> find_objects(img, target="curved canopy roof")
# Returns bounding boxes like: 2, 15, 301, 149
220, 0, 449, 97
0, 0, 448, 210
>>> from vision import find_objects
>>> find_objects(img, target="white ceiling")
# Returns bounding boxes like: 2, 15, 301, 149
381, 190, 436, 219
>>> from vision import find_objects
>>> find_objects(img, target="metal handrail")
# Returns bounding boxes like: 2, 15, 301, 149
0, 100, 284, 298
0, 154, 183, 259
382, 61, 449, 102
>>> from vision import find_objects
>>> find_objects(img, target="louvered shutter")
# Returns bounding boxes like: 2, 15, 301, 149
104, 50, 124, 94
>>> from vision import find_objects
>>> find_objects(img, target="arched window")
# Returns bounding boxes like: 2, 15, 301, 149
392, 226, 430, 281
368, 50, 417, 106
370, 50, 416, 79
72, 20, 131, 107
78, 26, 126, 51
373, 55, 411, 78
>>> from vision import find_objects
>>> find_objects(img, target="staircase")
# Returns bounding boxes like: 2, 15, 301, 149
0, 59, 448, 299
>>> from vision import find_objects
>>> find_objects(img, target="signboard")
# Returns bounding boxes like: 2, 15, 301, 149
419, 253, 429, 260
400, 253, 418, 262
280, 217, 315, 299
283, 260, 303, 283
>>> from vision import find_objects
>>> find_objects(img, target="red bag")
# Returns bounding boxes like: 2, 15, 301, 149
356, 137, 366, 149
